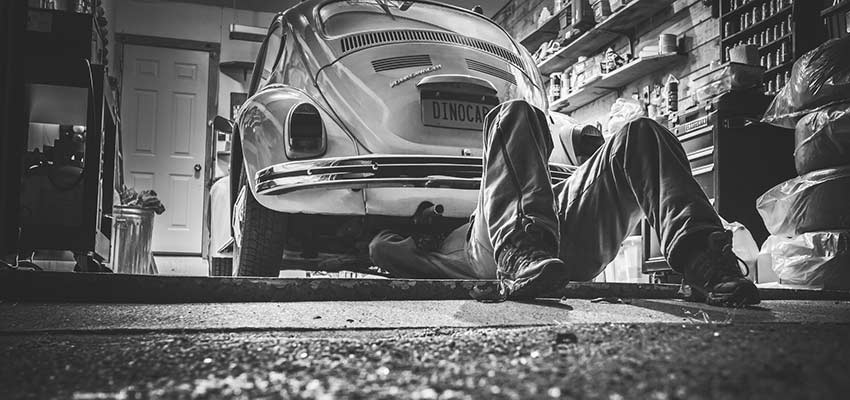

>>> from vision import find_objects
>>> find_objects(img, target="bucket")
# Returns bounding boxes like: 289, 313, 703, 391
110, 206, 157, 274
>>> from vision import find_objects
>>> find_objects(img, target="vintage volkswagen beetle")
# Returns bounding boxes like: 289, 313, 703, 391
213, 0, 601, 277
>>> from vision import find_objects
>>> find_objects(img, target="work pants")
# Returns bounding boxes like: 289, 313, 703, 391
370, 100, 723, 280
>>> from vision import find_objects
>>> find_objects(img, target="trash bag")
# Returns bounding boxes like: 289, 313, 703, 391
760, 231, 850, 290
794, 102, 850, 175
723, 219, 760, 275
756, 166, 850, 237
606, 98, 646, 139
762, 37, 850, 128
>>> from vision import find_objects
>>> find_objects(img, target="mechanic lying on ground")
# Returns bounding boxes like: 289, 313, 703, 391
368, 100, 759, 307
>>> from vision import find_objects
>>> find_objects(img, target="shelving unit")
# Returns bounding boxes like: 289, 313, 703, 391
550, 52, 684, 113
822, 0, 850, 40
12, 6, 121, 270
520, 12, 561, 55
536, 0, 677, 76
719, 0, 823, 94
220, 60, 255, 81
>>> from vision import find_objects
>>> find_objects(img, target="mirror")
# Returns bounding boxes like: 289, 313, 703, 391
211, 115, 234, 134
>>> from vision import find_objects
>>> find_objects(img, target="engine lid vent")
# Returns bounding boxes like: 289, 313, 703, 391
372, 54, 432, 72
466, 59, 516, 85
341, 30, 523, 69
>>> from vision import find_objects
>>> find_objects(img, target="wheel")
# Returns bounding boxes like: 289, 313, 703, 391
209, 257, 233, 276
233, 168, 287, 277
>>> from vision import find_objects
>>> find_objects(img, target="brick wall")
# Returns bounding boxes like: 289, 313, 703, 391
492, 0, 550, 40
493, 0, 721, 131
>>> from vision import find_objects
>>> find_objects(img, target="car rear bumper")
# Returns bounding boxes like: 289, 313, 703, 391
255, 155, 575, 196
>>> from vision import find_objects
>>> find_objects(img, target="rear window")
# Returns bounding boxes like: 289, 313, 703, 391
319, 0, 515, 50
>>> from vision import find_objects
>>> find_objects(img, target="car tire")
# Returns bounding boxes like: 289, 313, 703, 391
233, 169, 287, 277
209, 257, 232, 277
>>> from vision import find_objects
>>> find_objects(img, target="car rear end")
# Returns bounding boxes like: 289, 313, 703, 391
254, 1, 563, 219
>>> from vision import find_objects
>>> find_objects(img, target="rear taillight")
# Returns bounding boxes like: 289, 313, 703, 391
285, 103, 326, 160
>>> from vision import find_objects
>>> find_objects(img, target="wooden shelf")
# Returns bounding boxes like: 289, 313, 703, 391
759, 33, 792, 52
219, 61, 255, 81
537, 0, 676, 76
721, 0, 775, 20
519, 11, 562, 53
721, 5, 792, 44
550, 53, 684, 113
822, 0, 850, 17
764, 59, 793, 75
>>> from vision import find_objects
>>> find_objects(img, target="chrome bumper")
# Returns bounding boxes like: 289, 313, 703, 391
255, 155, 576, 196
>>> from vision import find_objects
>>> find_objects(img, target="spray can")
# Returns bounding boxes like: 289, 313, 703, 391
666, 75, 679, 114
549, 73, 563, 103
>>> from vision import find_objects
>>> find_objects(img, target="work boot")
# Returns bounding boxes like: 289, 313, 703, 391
682, 230, 760, 307
496, 236, 569, 300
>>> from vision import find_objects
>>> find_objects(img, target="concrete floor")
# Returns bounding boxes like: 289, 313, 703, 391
2, 300, 849, 333
1, 299, 849, 399
2, 259, 848, 398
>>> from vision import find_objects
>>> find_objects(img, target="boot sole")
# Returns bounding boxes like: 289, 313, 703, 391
508, 259, 570, 300
688, 281, 761, 307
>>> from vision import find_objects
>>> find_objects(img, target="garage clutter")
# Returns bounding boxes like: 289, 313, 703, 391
757, 37, 850, 289
110, 187, 165, 274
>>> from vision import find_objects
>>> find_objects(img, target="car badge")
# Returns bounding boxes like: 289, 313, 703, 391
390, 64, 442, 88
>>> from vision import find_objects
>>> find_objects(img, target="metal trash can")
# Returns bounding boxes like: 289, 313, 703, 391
110, 206, 157, 274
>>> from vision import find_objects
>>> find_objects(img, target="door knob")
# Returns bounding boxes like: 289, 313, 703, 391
194, 164, 202, 172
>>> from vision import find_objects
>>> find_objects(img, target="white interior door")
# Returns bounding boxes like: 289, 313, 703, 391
121, 44, 209, 254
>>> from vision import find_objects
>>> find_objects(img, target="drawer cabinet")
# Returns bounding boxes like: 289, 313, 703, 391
642, 91, 796, 278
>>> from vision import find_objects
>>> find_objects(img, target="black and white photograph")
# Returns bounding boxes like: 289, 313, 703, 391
1, 0, 849, 398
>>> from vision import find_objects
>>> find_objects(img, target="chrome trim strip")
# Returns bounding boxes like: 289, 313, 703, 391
687, 146, 715, 162
692, 163, 715, 176
255, 156, 575, 196
678, 125, 713, 142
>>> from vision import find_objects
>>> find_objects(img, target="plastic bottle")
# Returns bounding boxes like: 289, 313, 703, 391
666, 74, 679, 115
549, 73, 563, 103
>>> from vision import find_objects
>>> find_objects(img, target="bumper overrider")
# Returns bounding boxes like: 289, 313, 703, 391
255, 155, 576, 196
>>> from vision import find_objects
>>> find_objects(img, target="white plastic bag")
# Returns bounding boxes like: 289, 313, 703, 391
760, 231, 849, 289
723, 219, 760, 274
794, 102, 850, 175
756, 165, 850, 237
606, 98, 646, 140
762, 37, 850, 129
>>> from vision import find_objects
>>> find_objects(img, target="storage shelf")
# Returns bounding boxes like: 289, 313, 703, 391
764, 59, 793, 75
721, 0, 776, 20
219, 61, 255, 81
519, 12, 562, 53
759, 33, 791, 51
537, 0, 676, 76
822, 0, 850, 17
721, 5, 792, 44
550, 52, 684, 113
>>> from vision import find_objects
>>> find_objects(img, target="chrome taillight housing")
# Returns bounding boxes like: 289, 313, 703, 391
285, 103, 326, 160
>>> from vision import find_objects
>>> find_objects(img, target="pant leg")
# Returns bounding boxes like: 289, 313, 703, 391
369, 224, 485, 279
555, 117, 723, 281
466, 100, 560, 276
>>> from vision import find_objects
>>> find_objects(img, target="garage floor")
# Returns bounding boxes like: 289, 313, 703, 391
1, 299, 849, 399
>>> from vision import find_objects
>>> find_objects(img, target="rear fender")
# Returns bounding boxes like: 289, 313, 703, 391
236, 85, 360, 209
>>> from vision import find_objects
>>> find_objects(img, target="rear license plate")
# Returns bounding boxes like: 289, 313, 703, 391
421, 91, 499, 131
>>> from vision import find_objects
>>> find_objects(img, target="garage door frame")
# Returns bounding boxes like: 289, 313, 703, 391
114, 33, 220, 259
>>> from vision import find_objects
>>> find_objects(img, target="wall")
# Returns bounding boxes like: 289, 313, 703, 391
494, 0, 720, 132
111, 0, 275, 118
491, 0, 550, 39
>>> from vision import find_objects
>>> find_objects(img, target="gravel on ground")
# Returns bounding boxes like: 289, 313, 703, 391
2, 323, 849, 400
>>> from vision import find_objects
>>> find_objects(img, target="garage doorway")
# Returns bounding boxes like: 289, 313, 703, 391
116, 35, 219, 255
